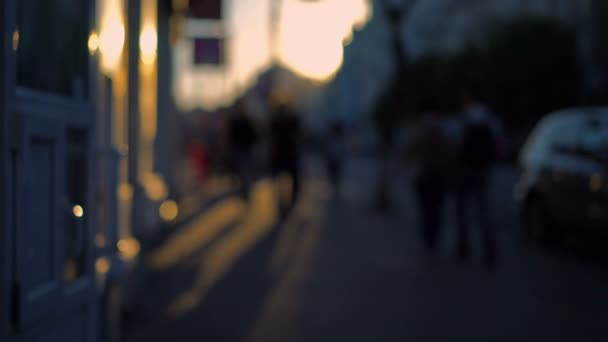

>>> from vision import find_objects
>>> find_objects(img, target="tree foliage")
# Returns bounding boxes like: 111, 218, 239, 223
484, 16, 579, 128
372, 15, 581, 138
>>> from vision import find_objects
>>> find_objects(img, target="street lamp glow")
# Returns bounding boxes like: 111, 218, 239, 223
73, 205, 84, 218
88, 31, 99, 55
140, 25, 158, 65
117, 238, 141, 260
99, 14, 125, 73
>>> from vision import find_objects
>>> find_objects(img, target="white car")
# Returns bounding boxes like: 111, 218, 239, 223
515, 108, 608, 244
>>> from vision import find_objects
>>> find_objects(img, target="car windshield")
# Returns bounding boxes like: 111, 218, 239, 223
520, 113, 582, 166
580, 121, 608, 162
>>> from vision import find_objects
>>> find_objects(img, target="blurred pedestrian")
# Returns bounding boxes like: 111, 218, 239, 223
227, 100, 258, 200
454, 89, 504, 267
404, 100, 455, 257
269, 103, 303, 215
326, 121, 346, 192
188, 140, 209, 185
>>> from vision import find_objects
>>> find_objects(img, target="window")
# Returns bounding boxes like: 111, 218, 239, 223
17, 0, 89, 99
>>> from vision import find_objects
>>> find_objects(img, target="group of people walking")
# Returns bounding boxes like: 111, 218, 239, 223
224, 89, 505, 269
404, 90, 506, 268
226, 100, 303, 216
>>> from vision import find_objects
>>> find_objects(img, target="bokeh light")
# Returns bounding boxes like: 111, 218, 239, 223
73, 205, 84, 218
88, 31, 99, 55
279, 0, 371, 81
99, 0, 125, 73
172, 0, 372, 110
140, 25, 158, 65
160, 200, 179, 222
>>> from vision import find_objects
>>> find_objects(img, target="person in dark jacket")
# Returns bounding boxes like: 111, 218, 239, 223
269, 103, 303, 214
455, 90, 504, 268
227, 101, 258, 200
326, 121, 345, 191
404, 101, 456, 257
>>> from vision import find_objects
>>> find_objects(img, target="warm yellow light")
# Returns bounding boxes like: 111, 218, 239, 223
160, 200, 179, 222
95, 257, 111, 274
99, 0, 125, 73
99, 20, 125, 72
166, 180, 278, 317
143, 173, 167, 201
117, 238, 141, 261
73, 205, 84, 218
172, 0, 371, 110
343, 32, 353, 46
280, 35, 344, 81
277, 0, 369, 82
88, 31, 99, 55
12, 29, 19, 51
118, 183, 133, 201
148, 199, 244, 270
140, 25, 158, 65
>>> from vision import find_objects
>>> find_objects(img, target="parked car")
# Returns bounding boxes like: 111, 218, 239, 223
514, 108, 608, 245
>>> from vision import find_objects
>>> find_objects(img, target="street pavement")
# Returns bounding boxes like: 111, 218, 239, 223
124, 156, 608, 342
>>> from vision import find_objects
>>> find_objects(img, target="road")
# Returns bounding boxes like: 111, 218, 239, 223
123, 156, 608, 342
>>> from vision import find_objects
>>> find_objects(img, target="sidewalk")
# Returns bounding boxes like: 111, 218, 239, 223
137, 175, 238, 252
122, 157, 608, 342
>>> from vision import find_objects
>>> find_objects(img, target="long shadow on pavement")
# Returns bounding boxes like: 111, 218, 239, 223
127, 216, 289, 342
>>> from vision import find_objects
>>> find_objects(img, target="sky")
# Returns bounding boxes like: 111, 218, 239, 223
173, 0, 371, 111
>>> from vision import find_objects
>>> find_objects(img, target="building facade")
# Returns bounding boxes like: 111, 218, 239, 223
0, 0, 184, 341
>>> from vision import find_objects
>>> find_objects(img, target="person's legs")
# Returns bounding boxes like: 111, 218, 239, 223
428, 184, 444, 250
272, 161, 287, 214
455, 180, 471, 259
473, 171, 496, 266
416, 178, 444, 253
238, 152, 248, 200
273, 158, 299, 217
288, 159, 301, 210
327, 158, 339, 190
238, 151, 255, 201
416, 181, 432, 250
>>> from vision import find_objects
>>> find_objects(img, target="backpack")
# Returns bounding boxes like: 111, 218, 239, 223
461, 121, 496, 168
411, 117, 453, 172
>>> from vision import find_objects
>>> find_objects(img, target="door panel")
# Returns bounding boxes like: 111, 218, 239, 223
64, 128, 90, 284
544, 154, 581, 225
7, 0, 98, 338
15, 306, 90, 342
15, 114, 64, 328
25, 140, 54, 286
